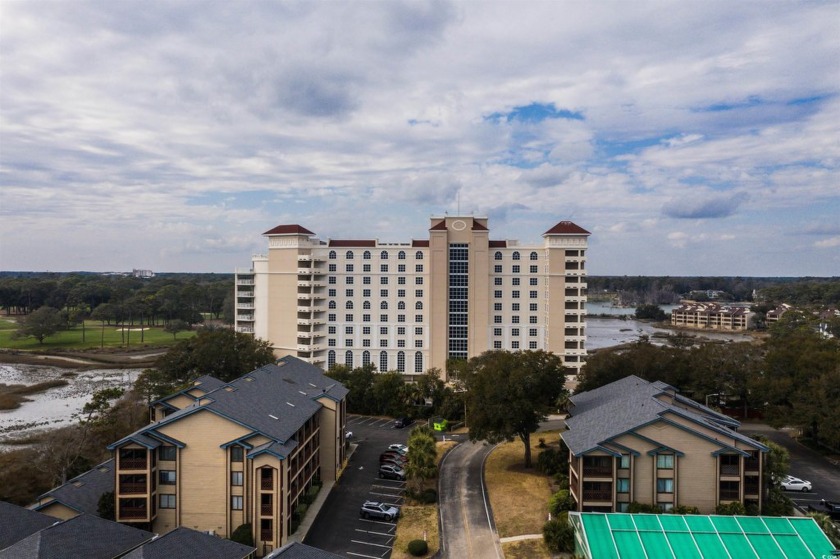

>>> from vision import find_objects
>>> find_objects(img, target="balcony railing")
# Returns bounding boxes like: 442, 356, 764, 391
744, 458, 760, 472
260, 529, 272, 542
719, 464, 740, 476
744, 483, 760, 496
119, 459, 147, 470
583, 465, 613, 476
261, 476, 274, 490
583, 489, 613, 501
119, 507, 148, 519
119, 482, 147, 494
261, 503, 273, 515
719, 489, 740, 500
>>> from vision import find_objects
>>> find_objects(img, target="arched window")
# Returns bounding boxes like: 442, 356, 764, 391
362, 351, 371, 366
398, 251, 406, 260
530, 251, 539, 261
328, 300, 336, 309
415, 251, 424, 260
329, 251, 337, 260
345, 351, 353, 368
379, 351, 388, 372
512, 251, 520, 261
414, 352, 423, 373
346, 301, 353, 309
380, 251, 389, 260
415, 301, 423, 310
328, 350, 336, 368
494, 251, 503, 260
397, 351, 405, 372
398, 301, 406, 310
346, 250, 354, 260
363, 301, 371, 310
363, 251, 371, 260
380, 301, 388, 310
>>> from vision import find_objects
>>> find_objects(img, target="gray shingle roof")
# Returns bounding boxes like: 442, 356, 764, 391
0, 501, 56, 550
122, 527, 255, 559
34, 459, 115, 516
0, 513, 153, 559
110, 356, 348, 456
563, 375, 767, 456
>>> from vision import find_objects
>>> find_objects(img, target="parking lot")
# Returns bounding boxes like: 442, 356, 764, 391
303, 415, 411, 558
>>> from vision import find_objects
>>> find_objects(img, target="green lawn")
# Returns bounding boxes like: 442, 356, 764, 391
0, 318, 194, 350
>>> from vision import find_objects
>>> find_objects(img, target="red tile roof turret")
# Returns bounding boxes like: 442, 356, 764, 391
263, 224, 316, 236
543, 221, 590, 236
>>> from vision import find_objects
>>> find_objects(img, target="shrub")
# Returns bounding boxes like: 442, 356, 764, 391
554, 472, 569, 490
407, 539, 428, 556
536, 447, 565, 476
543, 512, 574, 553
538, 437, 547, 448
230, 523, 254, 546
715, 502, 746, 515
671, 505, 700, 515
548, 489, 575, 516
628, 502, 659, 513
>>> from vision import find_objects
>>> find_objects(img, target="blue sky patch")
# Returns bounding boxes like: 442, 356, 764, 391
486, 102, 584, 124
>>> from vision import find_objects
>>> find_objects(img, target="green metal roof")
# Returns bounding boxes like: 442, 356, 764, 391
569, 512, 836, 559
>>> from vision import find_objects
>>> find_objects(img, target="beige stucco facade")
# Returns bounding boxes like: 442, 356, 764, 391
235, 217, 590, 381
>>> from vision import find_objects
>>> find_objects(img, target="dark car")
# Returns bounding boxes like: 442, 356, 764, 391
378, 463, 406, 481
393, 417, 413, 428
360, 500, 400, 521
380, 451, 408, 464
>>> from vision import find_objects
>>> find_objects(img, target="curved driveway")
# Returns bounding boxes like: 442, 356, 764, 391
438, 440, 503, 559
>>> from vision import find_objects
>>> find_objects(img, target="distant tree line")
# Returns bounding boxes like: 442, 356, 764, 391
0, 273, 234, 327
588, 276, 840, 307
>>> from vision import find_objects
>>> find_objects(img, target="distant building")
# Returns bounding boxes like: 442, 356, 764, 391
562, 376, 768, 514
765, 303, 792, 325
670, 301, 753, 331
235, 216, 590, 380
132, 269, 155, 278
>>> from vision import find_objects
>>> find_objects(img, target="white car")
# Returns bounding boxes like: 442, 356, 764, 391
781, 476, 812, 492
388, 443, 408, 455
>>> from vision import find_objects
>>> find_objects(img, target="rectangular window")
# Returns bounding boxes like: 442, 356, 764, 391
398, 314, 406, 323
231, 495, 243, 510
657, 478, 674, 493
328, 339, 336, 347
512, 303, 520, 311
345, 289, 353, 297
415, 290, 423, 297
381, 277, 389, 284
512, 291, 520, 299
381, 289, 388, 297
345, 314, 353, 321
160, 494, 176, 509
415, 315, 423, 322
346, 264, 354, 272
415, 327, 423, 335
380, 326, 388, 335
494, 278, 503, 286
329, 264, 337, 272
617, 478, 630, 493
328, 277, 336, 284
494, 290, 503, 298
380, 314, 388, 322
530, 316, 538, 324
530, 328, 538, 336
530, 265, 538, 273
398, 264, 406, 273
344, 339, 352, 347
328, 313, 336, 321
363, 289, 371, 297
159, 470, 176, 485
345, 326, 354, 334
363, 277, 371, 285
346, 276, 354, 285
494, 315, 502, 324
530, 303, 538, 311
362, 339, 371, 347
398, 340, 405, 347
494, 303, 502, 311
494, 265, 502, 273
363, 314, 371, 323
415, 340, 423, 348
363, 264, 371, 272
363, 326, 371, 334
617, 502, 630, 513
416, 264, 423, 272
530, 291, 538, 299
529, 341, 537, 349
230, 446, 243, 462
512, 328, 519, 336
398, 277, 406, 285
656, 455, 674, 469
397, 326, 406, 335
512, 316, 520, 324
415, 277, 423, 285
512, 277, 520, 286
619, 455, 630, 469
494, 328, 502, 336
381, 264, 388, 272
494, 341, 502, 349
159, 446, 176, 461
398, 289, 406, 297
328, 289, 337, 297
328, 326, 337, 334
380, 339, 388, 347
530, 278, 538, 286
231, 471, 244, 486
512, 265, 520, 273
511, 341, 519, 349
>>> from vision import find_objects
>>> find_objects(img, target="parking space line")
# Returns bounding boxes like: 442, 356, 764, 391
355, 528, 397, 537
351, 539, 393, 549
347, 552, 382, 559
359, 518, 398, 527
369, 492, 404, 500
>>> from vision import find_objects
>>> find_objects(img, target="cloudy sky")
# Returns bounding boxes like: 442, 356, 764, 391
1, 1, 838, 276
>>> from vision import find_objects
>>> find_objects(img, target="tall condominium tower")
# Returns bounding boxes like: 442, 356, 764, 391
235, 216, 589, 381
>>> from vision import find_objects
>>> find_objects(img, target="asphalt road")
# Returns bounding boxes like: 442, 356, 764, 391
437, 440, 503, 559
741, 422, 840, 510
304, 415, 410, 558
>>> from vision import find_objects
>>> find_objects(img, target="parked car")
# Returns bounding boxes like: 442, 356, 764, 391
388, 443, 409, 455
379, 463, 406, 481
781, 476, 812, 492
360, 500, 400, 521
394, 417, 413, 428
380, 451, 408, 463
